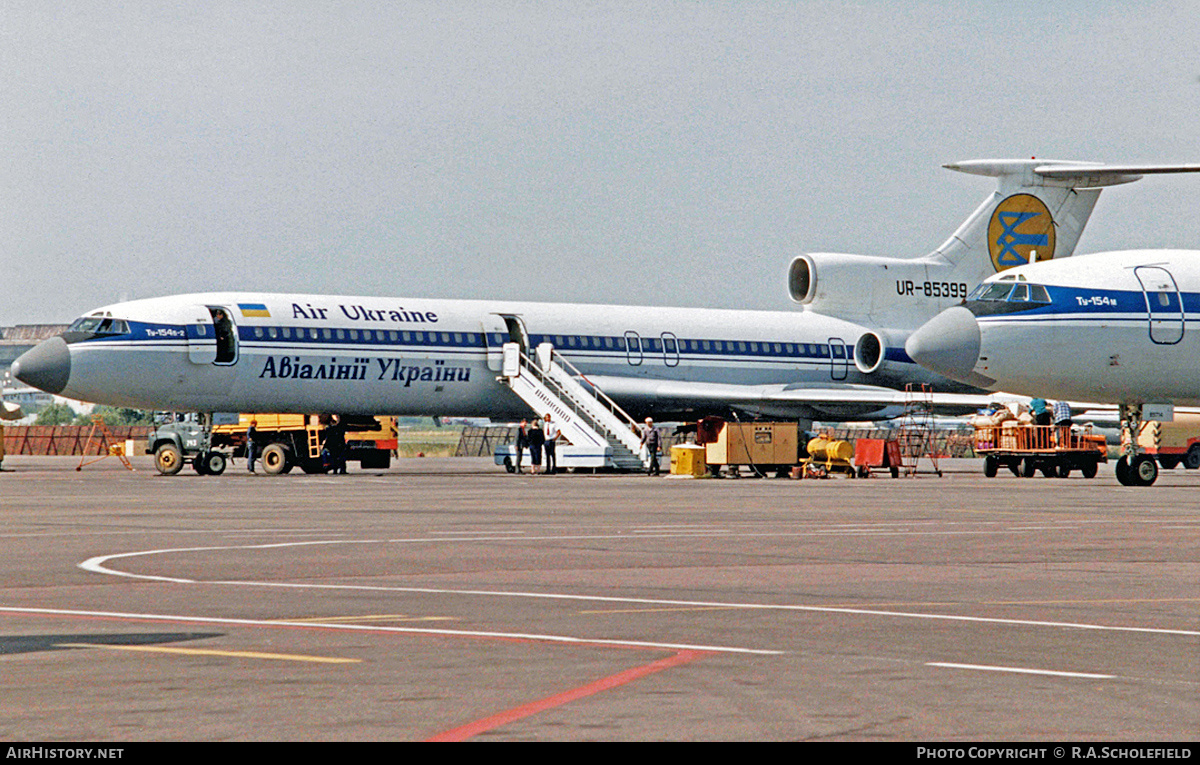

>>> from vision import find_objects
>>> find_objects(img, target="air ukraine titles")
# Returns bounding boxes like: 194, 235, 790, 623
258, 356, 471, 387
291, 303, 439, 324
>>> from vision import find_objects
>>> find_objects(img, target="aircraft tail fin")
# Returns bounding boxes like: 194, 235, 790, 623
929, 159, 1200, 273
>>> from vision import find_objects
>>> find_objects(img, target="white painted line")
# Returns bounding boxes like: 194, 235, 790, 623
928, 662, 1115, 680
78, 537, 1200, 640
429, 531, 527, 536
208, 580, 1200, 639
0, 606, 782, 656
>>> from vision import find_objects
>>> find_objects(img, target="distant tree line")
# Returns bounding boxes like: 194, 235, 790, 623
34, 403, 154, 427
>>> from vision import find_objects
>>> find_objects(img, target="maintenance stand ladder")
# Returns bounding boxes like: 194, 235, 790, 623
897, 383, 942, 477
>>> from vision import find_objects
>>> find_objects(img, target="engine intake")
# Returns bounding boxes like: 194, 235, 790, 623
788, 256, 816, 304
854, 331, 885, 374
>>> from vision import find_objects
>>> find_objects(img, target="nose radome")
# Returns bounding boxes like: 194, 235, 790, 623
11, 336, 72, 395
906, 306, 990, 386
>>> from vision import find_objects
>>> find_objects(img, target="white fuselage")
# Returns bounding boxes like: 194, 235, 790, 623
908, 249, 1200, 406
38, 292, 946, 419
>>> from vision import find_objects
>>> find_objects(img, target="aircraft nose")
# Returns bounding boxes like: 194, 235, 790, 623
905, 306, 983, 384
11, 336, 72, 395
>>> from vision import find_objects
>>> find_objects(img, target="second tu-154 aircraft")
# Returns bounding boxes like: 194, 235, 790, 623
13, 158, 1200, 469
907, 247, 1200, 486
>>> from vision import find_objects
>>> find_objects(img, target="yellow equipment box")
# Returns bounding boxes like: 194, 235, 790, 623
704, 422, 798, 466
670, 444, 708, 476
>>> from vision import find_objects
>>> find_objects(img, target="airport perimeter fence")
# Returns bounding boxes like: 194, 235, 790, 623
454, 425, 694, 458
1, 425, 153, 456
822, 427, 976, 459
455, 425, 976, 460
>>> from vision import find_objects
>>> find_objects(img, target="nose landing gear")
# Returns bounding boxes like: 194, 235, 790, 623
1116, 404, 1159, 486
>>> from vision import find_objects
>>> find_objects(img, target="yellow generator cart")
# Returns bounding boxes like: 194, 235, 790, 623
798, 435, 856, 478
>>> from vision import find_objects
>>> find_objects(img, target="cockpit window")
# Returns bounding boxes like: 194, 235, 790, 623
967, 281, 1053, 305
69, 317, 104, 333
973, 283, 1015, 301
67, 316, 129, 335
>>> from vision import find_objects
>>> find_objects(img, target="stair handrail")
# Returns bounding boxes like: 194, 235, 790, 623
543, 346, 642, 434
510, 348, 611, 435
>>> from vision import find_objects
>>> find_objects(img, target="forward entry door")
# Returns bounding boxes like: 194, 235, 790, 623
1134, 266, 1185, 345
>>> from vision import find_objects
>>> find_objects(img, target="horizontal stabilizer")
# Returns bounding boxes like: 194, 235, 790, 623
945, 159, 1200, 188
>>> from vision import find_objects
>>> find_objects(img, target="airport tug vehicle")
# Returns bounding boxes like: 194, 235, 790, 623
971, 421, 1107, 478
147, 413, 397, 475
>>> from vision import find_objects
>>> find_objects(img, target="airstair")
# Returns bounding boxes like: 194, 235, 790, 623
495, 342, 650, 471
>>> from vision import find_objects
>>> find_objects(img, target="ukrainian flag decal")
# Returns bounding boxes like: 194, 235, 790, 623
238, 303, 271, 318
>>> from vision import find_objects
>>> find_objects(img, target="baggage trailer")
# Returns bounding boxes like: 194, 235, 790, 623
973, 423, 1107, 478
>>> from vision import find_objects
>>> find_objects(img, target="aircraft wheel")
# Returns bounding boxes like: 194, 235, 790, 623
261, 443, 290, 475
193, 455, 209, 475
155, 444, 184, 476
1115, 455, 1131, 485
983, 456, 998, 478
1131, 454, 1159, 486
1184, 445, 1200, 469
202, 452, 227, 476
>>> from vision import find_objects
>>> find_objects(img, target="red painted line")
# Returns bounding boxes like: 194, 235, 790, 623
426, 649, 713, 742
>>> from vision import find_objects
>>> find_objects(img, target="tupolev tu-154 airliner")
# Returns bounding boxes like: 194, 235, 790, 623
13, 159, 1200, 431
906, 247, 1200, 486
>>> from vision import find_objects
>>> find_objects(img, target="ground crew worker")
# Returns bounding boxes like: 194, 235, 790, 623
246, 419, 259, 473
640, 417, 662, 476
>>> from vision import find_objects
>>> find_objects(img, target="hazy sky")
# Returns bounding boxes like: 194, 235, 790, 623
4, 1, 1200, 325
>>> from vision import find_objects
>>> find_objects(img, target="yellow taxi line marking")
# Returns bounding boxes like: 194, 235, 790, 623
56, 643, 360, 664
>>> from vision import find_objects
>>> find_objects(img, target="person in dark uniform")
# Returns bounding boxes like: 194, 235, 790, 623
514, 418, 529, 474
326, 415, 347, 474
246, 419, 259, 473
211, 308, 236, 363
526, 419, 545, 475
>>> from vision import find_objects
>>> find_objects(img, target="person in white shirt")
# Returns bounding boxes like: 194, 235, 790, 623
543, 413, 560, 474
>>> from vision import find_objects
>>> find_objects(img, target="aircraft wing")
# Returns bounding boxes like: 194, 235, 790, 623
584, 375, 1011, 421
